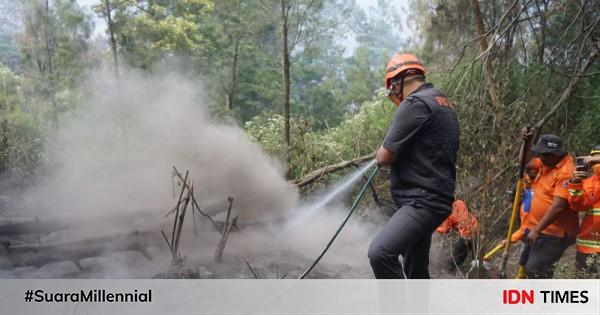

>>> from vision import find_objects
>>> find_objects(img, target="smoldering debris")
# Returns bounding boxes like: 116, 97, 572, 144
0, 67, 386, 279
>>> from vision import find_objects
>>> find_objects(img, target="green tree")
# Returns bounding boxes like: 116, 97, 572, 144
0, 0, 23, 71
94, 0, 214, 70
0, 64, 44, 187
16, 0, 91, 128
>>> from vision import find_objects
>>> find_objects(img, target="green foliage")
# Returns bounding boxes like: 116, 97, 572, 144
0, 0, 23, 71
94, 0, 214, 69
16, 0, 91, 128
569, 76, 600, 154
0, 65, 45, 184
246, 89, 394, 178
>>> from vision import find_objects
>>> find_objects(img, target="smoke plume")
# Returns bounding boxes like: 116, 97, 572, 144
8, 66, 381, 278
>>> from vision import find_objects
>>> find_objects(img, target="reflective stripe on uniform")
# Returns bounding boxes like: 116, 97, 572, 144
587, 208, 600, 215
568, 188, 583, 196
576, 238, 600, 248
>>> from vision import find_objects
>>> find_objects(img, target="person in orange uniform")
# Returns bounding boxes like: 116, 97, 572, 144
567, 145, 600, 274
436, 200, 479, 271
522, 133, 578, 278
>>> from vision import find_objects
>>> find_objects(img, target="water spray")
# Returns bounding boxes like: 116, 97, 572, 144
247, 161, 380, 314
286, 160, 378, 228
299, 162, 380, 279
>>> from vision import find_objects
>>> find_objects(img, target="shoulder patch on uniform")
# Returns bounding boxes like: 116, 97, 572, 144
435, 96, 450, 107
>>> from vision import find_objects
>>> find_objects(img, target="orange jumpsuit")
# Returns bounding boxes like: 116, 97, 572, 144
436, 200, 479, 239
567, 174, 600, 254
436, 200, 479, 270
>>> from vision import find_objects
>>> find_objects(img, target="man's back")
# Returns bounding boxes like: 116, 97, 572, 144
383, 83, 459, 215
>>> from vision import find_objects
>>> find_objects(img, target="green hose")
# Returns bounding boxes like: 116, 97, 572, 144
299, 164, 380, 279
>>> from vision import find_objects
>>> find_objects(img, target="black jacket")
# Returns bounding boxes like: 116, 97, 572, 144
383, 83, 460, 215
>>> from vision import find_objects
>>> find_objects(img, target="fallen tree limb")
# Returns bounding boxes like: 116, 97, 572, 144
4, 231, 159, 268
0, 208, 159, 238
290, 153, 376, 187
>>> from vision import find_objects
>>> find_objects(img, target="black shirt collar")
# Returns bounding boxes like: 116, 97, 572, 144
409, 82, 434, 96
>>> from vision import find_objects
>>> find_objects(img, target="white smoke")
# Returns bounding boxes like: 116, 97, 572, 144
26, 67, 298, 222
7, 66, 383, 279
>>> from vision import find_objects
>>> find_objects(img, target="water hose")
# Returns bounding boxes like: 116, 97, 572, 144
299, 164, 380, 279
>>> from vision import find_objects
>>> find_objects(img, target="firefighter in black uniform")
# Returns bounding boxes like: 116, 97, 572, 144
369, 53, 460, 279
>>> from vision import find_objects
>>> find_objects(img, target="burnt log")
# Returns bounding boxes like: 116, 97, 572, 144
0, 207, 159, 237
3, 231, 160, 269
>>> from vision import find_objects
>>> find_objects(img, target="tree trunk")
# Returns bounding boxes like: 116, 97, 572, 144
227, 37, 240, 111
44, 0, 58, 128
470, 0, 499, 108
280, 0, 291, 177
44, 0, 53, 76
537, 0, 547, 63
105, 0, 119, 78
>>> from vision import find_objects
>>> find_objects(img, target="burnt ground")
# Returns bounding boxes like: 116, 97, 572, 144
1, 200, 587, 279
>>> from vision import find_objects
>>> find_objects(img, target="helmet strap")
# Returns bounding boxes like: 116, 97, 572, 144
390, 72, 426, 105
399, 76, 405, 101
388, 76, 405, 105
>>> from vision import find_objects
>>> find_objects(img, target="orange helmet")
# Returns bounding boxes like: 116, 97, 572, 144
384, 53, 426, 105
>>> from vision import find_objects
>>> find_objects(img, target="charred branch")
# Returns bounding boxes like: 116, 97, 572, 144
291, 153, 375, 187
172, 167, 220, 231
214, 197, 237, 262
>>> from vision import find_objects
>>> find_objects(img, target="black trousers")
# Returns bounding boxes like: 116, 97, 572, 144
368, 204, 446, 279
523, 234, 573, 279
519, 242, 531, 266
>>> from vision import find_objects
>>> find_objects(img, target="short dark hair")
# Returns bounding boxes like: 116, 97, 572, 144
404, 72, 426, 84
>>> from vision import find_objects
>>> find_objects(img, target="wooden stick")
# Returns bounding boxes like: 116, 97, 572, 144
172, 167, 221, 231
246, 261, 260, 279
214, 198, 234, 261
191, 183, 198, 238
160, 230, 172, 252
164, 197, 188, 218
170, 170, 189, 249
172, 190, 191, 262
223, 197, 233, 234
214, 207, 238, 263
